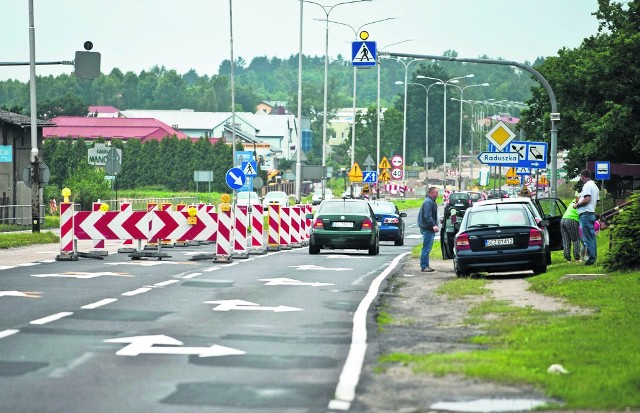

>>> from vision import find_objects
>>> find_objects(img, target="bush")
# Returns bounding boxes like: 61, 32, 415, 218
602, 192, 640, 271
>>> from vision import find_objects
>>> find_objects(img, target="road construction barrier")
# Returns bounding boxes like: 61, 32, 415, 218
250, 204, 265, 254
233, 204, 249, 258
267, 204, 280, 251
159, 203, 174, 248
56, 201, 76, 261
118, 201, 137, 253
174, 204, 189, 246
279, 206, 292, 250
289, 206, 302, 248
214, 202, 233, 262
145, 203, 159, 250
90, 202, 108, 256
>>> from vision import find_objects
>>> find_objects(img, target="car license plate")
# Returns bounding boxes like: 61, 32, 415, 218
485, 238, 514, 247
332, 221, 353, 228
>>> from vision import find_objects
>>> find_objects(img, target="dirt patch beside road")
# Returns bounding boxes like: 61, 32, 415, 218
351, 257, 589, 413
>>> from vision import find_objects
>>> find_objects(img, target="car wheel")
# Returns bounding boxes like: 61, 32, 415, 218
309, 242, 320, 255
533, 262, 547, 275
545, 249, 552, 265
394, 233, 403, 246
454, 262, 467, 278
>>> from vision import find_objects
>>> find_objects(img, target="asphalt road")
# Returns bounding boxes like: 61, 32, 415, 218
0, 209, 424, 413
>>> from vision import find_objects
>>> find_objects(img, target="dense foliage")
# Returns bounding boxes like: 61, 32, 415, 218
43, 137, 235, 198
602, 192, 640, 271
521, 0, 640, 182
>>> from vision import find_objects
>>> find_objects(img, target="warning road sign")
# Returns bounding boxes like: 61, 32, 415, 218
379, 157, 391, 169
348, 162, 363, 181
379, 169, 390, 181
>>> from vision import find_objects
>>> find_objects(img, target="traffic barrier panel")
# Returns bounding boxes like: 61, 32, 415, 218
279, 206, 292, 250
214, 204, 233, 262
232, 205, 249, 258
160, 203, 174, 248
56, 202, 77, 261
174, 204, 190, 246
90, 202, 108, 256
267, 204, 280, 251
144, 203, 159, 250
250, 203, 265, 254
118, 201, 137, 253
289, 206, 302, 248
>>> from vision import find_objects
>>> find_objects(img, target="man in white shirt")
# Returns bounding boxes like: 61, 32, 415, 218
573, 169, 599, 265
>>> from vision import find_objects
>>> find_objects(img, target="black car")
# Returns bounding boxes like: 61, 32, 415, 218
453, 202, 548, 277
486, 189, 509, 199
442, 196, 566, 264
446, 191, 474, 211
368, 200, 406, 246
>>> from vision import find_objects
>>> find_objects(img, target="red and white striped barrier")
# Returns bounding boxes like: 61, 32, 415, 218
118, 201, 136, 253
90, 202, 108, 256
174, 204, 189, 246
279, 206, 292, 250
304, 204, 312, 241
250, 204, 265, 254
159, 203, 174, 248
289, 206, 302, 248
267, 204, 280, 251
233, 204, 249, 258
214, 205, 233, 262
56, 202, 76, 261
145, 203, 159, 250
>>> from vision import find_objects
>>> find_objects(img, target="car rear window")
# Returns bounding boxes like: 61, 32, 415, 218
369, 203, 395, 214
450, 193, 470, 200
467, 208, 531, 227
320, 202, 369, 214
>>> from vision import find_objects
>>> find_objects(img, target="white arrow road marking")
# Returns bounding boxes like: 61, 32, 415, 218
289, 264, 352, 271
0, 290, 41, 298
31, 271, 131, 279
259, 278, 334, 287
104, 335, 246, 357
203, 299, 303, 312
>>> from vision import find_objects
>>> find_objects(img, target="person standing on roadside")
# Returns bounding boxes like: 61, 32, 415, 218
560, 197, 581, 263
418, 186, 439, 272
574, 169, 599, 265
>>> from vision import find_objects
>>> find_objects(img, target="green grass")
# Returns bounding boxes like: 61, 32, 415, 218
0, 231, 59, 249
380, 230, 640, 410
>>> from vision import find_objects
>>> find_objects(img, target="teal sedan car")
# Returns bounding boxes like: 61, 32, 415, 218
306, 199, 380, 255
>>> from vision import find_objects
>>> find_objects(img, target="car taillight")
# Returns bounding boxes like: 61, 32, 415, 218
455, 232, 470, 250
383, 217, 399, 224
529, 228, 543, 246
313, 218, 324, 229
362, 217, 373, 229
468, 199, 472, 205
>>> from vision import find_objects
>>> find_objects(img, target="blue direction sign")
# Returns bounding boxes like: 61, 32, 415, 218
352, 41, 376, 67
489, 140, 548, 169
594, 161, 610, 180
225, 167, 246, 190
477, 152, 519, 165
362, 171, 378, 183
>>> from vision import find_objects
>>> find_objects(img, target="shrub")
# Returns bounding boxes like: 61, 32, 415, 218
602, 192, 640, 271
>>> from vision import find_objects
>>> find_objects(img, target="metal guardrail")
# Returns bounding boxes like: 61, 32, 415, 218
0, 205, 46, 232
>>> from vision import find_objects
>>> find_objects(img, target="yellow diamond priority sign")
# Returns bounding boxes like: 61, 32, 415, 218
485, 120, 516, 152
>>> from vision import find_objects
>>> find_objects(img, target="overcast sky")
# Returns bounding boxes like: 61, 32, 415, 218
2, 0, 601, 82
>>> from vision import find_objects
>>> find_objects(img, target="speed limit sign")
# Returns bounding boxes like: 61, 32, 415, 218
391, 167, 403, 180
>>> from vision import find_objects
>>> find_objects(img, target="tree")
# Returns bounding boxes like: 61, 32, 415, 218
37, 93, 88, 118
520, 0, 640, 180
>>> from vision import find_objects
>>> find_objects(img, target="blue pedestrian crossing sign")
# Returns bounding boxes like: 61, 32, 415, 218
241, 161, 258, 177
352, 41, 376, 67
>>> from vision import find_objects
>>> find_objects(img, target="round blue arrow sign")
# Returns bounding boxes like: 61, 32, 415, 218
225, 167, 246, 190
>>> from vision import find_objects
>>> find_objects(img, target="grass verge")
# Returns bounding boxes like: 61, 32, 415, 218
0, 231, 59, 249
380, 231, 640, 410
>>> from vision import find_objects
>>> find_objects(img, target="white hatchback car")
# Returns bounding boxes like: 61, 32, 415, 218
262, 191, 289, 207
236, 191, 260, 207
312, 188, 333, 205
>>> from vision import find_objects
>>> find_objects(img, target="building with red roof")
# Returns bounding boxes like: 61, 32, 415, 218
43, 116, 189, 142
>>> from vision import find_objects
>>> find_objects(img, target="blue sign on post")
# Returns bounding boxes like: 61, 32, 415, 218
362, 171, 378, 183
488, 140, 548, 169
594, 161, 610, 180
351, 41, 376, 67
0, 145, 12, 162
225, 167, 246, 191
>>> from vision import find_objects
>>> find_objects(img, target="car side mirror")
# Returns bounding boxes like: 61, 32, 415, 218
400, 212, 407, 217
539, 219, 550, 227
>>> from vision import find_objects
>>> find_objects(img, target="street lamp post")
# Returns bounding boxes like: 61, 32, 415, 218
377, 39, 415, 198
323, 16, 398, 168
417, 74, 473, 190
450, 82, 489, 189
394, 80, 442, 191
386, 57, 425, 183
452, 97, 482, 186
304, 0, 370, 196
